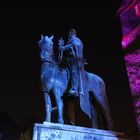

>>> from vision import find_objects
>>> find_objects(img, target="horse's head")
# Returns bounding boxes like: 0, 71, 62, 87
38, 35, 55, 62
38, 35, 54, 49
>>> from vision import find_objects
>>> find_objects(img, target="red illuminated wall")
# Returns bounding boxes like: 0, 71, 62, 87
118, 0, 140, 131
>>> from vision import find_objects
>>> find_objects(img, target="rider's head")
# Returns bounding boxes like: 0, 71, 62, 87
68, 28, 77, 40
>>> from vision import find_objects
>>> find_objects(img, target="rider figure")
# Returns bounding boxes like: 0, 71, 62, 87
59, 29, 86, 97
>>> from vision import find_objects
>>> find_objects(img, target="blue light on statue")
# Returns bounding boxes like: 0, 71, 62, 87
37, 31, 113, 129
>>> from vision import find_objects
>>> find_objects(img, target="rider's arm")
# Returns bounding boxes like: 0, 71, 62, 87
65, 44, 74, 50
59, 44, 73, 51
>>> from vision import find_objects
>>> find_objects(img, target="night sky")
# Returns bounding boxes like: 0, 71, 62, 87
0, 2, 138, 135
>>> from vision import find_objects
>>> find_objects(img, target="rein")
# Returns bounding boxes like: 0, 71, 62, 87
41, 59, 59, 66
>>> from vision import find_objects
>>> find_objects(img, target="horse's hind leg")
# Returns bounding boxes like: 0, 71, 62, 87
97, 99, 113, 130
53, 89, 64, 124
44, 92, 52, 122
90, 89, 113, 129
90, 101, 98, 128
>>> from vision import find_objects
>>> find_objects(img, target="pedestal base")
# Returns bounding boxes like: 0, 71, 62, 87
32, 122, 138, 140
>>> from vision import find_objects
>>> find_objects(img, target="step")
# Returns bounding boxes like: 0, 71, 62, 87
32, 122, 139, 140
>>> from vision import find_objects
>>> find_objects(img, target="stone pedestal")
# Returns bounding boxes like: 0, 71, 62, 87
32, 122, 138, 140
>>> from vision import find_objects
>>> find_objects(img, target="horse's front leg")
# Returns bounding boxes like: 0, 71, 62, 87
53, 89, 64, 124
44, 92, 52, 122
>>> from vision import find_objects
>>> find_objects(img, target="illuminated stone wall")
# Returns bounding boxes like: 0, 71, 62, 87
118, 0, 140, 131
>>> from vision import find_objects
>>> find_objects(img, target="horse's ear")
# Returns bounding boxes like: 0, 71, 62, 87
41, 34, 44, 39
50, 35, 54, 40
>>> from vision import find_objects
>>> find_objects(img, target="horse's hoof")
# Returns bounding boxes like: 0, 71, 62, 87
58, 120, 64, 124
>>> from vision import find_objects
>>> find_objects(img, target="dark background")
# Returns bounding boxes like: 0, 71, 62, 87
0, 1, 138, 136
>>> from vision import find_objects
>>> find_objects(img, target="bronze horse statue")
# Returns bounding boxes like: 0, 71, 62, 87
38, 35, 113, 130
